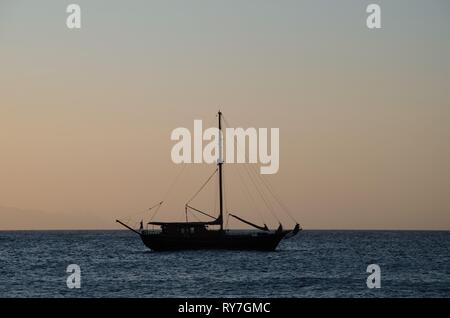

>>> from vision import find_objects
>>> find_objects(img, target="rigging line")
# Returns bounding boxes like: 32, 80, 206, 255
235, 163, 266, 225
250, 168, 294, 225
223, 164, 233, 231
223, 166, 229, 230
223, 113, 295, 224
222, 114, 232, 130
222, 115, 278, 222
221, 115, 233, 215
224, 166, 233, 227
149, 201, 163, 210
186, 168, 218, 205
242, 162, 280, 222
122, 216, 131, 226
163, 163, 188, 201
146, 201, 164, 220
225, 213, 230, 229
186, 205, 216, 219
230, 162, 263, 224
222, 164, 227, 212
125, 209, 149, 218
246, 163, 277, 215
249, 163, 297, 223
149, 201, 164, 222
122, 213, 139, 225
213, 174, 218, 216
150, 163, 187, 221
120, 201, 160, 221
188, 209, 201, 222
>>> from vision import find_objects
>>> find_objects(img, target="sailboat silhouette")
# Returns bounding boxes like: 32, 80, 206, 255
117, 111, 300, 251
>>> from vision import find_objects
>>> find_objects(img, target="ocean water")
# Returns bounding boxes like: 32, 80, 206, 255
0, 230, 449, 298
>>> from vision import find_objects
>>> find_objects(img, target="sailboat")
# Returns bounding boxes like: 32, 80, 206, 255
116, 111, 301, 251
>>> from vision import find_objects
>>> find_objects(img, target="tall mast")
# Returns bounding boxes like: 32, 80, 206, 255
218, 110, 224, 231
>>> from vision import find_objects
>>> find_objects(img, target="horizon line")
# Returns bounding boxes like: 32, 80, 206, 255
0, 228, 449, 232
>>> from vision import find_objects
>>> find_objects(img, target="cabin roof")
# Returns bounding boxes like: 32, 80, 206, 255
148, 221, 209, 227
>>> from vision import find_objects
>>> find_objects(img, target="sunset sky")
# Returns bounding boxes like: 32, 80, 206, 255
1, 0, 450, 230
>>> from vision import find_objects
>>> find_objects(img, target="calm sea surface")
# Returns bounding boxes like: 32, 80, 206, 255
0, 230, 449, 297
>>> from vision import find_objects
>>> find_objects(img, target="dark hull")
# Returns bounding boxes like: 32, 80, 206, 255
140, 231, 288, 251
